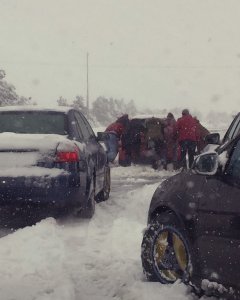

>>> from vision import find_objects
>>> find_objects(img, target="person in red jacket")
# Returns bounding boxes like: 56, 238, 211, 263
105, 114, 129, 163
176, 109, 199, 169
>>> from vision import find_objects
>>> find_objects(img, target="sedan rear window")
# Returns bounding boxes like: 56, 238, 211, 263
0, 111, 67, 134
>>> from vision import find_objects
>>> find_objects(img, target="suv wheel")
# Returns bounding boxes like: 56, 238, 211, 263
141, 212, 192, 284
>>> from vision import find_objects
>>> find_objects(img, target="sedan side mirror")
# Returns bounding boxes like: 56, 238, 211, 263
97, 132, 109, 142
193, 152, 219, 175
205, 133, 220, 145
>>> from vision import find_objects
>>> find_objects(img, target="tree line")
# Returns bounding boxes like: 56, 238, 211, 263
57, 95, 137, 126
0, 70, 31, 106
0, 68, 236, 130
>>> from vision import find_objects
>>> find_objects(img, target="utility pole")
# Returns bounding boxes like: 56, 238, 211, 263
86, 52, 89, 118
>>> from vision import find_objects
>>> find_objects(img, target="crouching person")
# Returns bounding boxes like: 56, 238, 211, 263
104, 131, 119, 162
105, 114, 129, 163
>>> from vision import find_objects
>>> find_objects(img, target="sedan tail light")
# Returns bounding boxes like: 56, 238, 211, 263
55, 143, 79, 163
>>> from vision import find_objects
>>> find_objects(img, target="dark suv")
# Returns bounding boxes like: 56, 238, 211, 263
141, 126, 240, 298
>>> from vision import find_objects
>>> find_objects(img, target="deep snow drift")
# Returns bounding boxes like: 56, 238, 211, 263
0, 165, 215, 300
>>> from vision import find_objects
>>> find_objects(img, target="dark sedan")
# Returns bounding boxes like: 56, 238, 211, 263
0, 106, 110, 219
141, 132, 240, 298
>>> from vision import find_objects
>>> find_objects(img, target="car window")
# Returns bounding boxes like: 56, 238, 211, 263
223, 114, 240, 143
81, 114, 95, 137
74, 112, 91, 141
72, 118, 84, 141
0, 111, 67, 134
226, 139, 240, 184
232, 120, 240, 140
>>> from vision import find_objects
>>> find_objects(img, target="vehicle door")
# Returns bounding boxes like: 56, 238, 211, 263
211, 139, 240, 289
81, 113, 107, 176
196, 139, 240, 290
67, 110, 87, 194
195, 171, 224, 282
74, 112, 106, 193
222, 113, 240, 144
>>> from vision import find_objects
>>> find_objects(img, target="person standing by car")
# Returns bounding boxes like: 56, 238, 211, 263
105, 114, 129, 163
128, 119, 146, 164
176, 109, 199, 169
194, 117, 210, 154
120, 119, 132, 166
145, 117, 166, 169
163, 112, 177, 169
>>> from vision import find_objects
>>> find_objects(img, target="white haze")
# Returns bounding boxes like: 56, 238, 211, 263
0, 0, 240, 114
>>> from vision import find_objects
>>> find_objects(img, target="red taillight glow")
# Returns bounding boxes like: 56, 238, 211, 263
56, 151, 79, 162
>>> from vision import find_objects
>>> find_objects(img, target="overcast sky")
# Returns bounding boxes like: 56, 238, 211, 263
1, 0, 240, 113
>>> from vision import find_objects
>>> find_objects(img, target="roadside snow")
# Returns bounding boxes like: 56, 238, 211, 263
0, 165, 201, 300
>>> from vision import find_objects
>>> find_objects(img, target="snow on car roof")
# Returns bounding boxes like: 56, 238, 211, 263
0, 105, 73, 113
132, 114, 165, 119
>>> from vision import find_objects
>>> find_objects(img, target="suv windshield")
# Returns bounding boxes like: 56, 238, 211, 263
0, 111, 67, 134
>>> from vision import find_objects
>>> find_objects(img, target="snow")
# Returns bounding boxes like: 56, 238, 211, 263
0, 133, 70, 151
201, 279, 228, 294
218, 151, 228, 170
0, 165, 202, 300
131, 114, 165, 120
0, 105, 72, 113
0, 133, 77, 177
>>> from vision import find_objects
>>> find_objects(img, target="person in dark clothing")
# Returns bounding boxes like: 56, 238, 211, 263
145, 117, 166, 169
128, 119, 146, 163
176, 109, 199, 169
117, 115, 131, 166
163, 112, 177, 168
194, 117, 210, 154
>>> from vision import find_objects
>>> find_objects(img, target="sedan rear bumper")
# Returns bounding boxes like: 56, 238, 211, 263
0, 174, 86, 208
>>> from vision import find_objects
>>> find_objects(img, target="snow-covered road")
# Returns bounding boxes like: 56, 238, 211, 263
0, 165, 207, 300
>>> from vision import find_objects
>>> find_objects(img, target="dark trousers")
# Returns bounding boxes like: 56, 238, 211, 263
179, 140, 197, 168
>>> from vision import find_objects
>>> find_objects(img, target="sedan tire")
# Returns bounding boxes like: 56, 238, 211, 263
95, 166, 111, 203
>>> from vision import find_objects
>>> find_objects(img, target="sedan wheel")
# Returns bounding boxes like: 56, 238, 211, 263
95, 166, 111, 203
77, 179, 95, 219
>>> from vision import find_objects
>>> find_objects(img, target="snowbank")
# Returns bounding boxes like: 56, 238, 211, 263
0, 165, 205, 300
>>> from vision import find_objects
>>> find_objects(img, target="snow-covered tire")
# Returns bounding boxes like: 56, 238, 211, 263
79, 179, 95, 219
95, 166, 111, 203
141, 212, 192, 284
82, 190, 95, 218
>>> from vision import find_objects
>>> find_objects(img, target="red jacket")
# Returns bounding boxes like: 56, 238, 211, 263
176, 115, 199, 142
164, 118, 177, 142
105, 122, 124, 138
